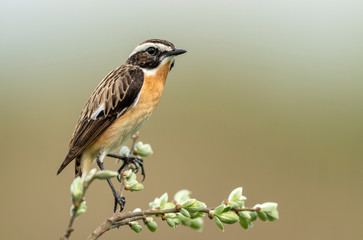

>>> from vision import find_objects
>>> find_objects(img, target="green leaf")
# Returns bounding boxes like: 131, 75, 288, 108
257, 211, 267, 221
84, 168, 97, 184
94, 170, 118, 180
165, 213, 177, 218
181, 199, 196, 208
174, 190, 191, 203
145, 218, 158, 232
190, 218, 203, 231
149, 193, 168, 209
164, 202, 176, 209
118, 168, 134, 182
149, 198, 160, 208
214, 216, 224, 231
126, 179, 138, 188
180, 208, 191, 218
265, 209, 279, 221
130, 183, 144, 192
249, 211, 258, 221
166, 218, 176, 228
227, 187, 246, 208
129, 221, 142, 233
183, 200, 207, 213
159, 193, 168, 208
178, 214, 192, 226
135, 142, 153, 157
218, 212, 239, 224
238, 211, 251, 220
70, 201, 87, 217
239, 216, 253, 230
239, 218, 249, 230
221, 206, 232, 213
70, 176, 83, 203
213, 204, 225, 215
227, 201, 240, 208
258, 202, 278, 212
76, 201, 87, 216
124, 169, 133, 178
124, 170, 137, 181
173, 217, 181, 225
228, 187, 242, 202
255, 202, 279, 221
189, 211, 205, 219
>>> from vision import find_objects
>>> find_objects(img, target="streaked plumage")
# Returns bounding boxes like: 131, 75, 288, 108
57, 39, 186, 178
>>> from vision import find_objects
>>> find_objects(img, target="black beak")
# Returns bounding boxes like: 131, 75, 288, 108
165, 49, 187, 56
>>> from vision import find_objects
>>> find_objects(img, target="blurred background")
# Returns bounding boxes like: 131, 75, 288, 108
1, 0, 362, 239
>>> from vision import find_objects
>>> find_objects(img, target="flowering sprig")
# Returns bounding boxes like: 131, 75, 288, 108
61, 139, 279, 240
61, 169, 119, 240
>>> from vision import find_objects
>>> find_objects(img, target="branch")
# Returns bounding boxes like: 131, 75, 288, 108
88, 205, 262, 240
61, 176, 95, 240
60, 169, 120, 239
60, 137, 279, 239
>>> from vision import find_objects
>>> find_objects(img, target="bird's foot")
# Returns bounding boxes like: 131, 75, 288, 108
96, 158, 126, 212
114, 193, 126, 212
107, 154, 145, 181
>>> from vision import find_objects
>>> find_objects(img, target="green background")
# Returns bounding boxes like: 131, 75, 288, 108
1, 0, 362, 239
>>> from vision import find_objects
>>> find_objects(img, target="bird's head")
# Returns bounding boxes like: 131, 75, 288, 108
126, 39, 186, 73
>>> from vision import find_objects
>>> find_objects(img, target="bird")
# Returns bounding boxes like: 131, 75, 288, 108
57, 39, 187, 211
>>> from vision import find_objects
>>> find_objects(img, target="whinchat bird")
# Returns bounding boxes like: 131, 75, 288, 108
57, 39, 186, 211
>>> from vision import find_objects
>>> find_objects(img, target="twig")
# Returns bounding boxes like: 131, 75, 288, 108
62, 134, 141, 239
87, 206, 261, 240
61, 179, 94, 240
129, 132, 139, 156
60, 209, 76, 240
87, 134, 263, 239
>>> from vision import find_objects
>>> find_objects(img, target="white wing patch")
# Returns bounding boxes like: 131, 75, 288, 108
132, 76, 145, 108
91, 103, 105, 120
132, 91, 141, 108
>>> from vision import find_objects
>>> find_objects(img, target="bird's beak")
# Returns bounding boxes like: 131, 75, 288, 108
165, 49, 187, 56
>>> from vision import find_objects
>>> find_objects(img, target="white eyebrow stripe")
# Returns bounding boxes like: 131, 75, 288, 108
129, 43, 173, 57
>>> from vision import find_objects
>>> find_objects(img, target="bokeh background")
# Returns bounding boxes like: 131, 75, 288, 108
1, 0, 362, 239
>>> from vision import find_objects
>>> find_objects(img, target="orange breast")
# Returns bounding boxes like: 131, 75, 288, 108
89, 60, 171, 152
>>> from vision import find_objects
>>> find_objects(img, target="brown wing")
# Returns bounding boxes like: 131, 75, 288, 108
57, 64, 144, 174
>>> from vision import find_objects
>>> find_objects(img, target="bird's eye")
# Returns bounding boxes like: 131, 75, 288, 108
146, 47, 157, 55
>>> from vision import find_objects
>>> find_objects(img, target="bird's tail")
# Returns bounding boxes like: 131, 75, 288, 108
56, 155, 74, 175
57, 154, 92, 180
75, 157, 82, 177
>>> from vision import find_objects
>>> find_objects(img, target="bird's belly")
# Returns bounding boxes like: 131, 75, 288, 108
97, 109, 152, 153
109, 113, 151, 152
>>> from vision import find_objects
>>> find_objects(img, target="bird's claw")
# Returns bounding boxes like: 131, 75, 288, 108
114, 194, 126, 212
107, 154, 146, 181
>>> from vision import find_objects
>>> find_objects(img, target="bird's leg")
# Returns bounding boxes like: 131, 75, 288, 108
107, 154, 145, 181
96, 158, 125, 212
